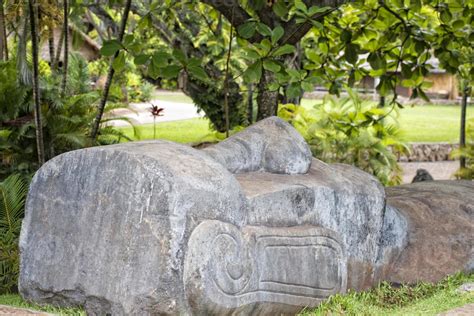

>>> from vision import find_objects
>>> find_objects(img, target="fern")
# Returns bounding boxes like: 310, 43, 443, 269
0, 174, 29, 294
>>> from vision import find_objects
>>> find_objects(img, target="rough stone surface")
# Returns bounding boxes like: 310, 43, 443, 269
383, 181, 474, 284
20, 141, 248, 315
456, 283, 474, 294
396, 143, 458, 162
203, 116, 312, 174
19, 117, 472, 315
184, 221, 347, 315
235, 160, 388, 290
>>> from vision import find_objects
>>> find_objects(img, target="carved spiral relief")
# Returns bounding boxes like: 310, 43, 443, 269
184, 220, 347, 311
211, 233, 253, 295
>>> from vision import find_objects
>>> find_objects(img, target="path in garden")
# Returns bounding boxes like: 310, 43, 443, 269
438, 303, 474, 315
0, 305, 53, 315
109, 100, 202, 127
399, 161, 459, 183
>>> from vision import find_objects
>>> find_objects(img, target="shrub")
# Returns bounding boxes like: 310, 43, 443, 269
452, 118, 474, 179
279, 91, 408, 186
0, 174, 29, 294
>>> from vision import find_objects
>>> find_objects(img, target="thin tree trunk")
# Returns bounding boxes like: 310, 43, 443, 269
223, 10, 234, 138
247, 83, 253, 124
460, 81, 469, 169
256, 69, 279, 120
53, 28, 64, 70
61, 0, 68, 97
28, 0, 45, 165
90, 0, 132, 141
48, 27, 54, 64
0, 0, 6, 60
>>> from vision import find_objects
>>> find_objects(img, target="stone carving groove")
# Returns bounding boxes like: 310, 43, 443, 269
184, 221, 347, 314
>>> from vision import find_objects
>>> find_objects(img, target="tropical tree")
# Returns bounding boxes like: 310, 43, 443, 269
60, 0, 68, 96
28, 0, 45, 165
90, 0, 132, 141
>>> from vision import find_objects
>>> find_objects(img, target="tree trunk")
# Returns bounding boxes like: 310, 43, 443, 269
48, 28, 55, 63
257, 69, 279, 120
60, 0, 68, 97
90, 0, 132, 141
247, 83, 253, 124
0, 0, 6, 60
28, 0, 45, 165
460, 81, 469, 169
53, 28, 64, 70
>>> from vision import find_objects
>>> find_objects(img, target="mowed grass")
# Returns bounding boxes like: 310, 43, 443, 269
0, 294, 85, 315
121, 117, 217, 144
301, 272, 474, 316
140, 92, 473, 143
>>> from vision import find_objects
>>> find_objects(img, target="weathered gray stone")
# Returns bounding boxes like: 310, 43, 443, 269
20, 141, 249, 315
21, 117, 473, 315
184, 221, 347, 315
380, 181, 474, 284
203, 116, 312, 174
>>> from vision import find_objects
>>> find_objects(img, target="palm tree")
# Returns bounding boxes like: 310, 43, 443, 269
28, 0, 45, 165
90, 0, 132, 141
60, 0, 68, 97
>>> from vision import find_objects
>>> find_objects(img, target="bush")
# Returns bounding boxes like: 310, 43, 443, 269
279, 91, 408, 186
0, 174, 28, 294
452, 118, 474, 179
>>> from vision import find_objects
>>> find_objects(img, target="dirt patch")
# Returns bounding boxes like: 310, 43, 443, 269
438, 303, 474, 315
0, 305, 53, 316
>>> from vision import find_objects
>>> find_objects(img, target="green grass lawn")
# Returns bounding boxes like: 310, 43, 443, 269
122, 117, 217, 144
302, 272, 474, 316
1, 273, 471, 315
142, 92, 473, 143
0, 294, 85, 315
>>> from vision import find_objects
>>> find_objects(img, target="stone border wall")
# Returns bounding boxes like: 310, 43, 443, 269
396, 143, 458, 162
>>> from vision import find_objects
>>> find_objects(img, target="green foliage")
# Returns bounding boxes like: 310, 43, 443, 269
0, 174, 28, 294
0, 57, 134, 178
302, 272, 474, 316
452, 118, 474, 179
279, 91, 408, 186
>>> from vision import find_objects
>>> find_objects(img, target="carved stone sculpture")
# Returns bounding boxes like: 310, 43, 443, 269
19, 117, 473, 315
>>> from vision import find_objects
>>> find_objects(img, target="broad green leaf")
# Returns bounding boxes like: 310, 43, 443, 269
188, 65, 209, 81
272, 44, 296, 57
294, 0, 308, 13
341, 30, 352, 43
243, 60, 262, 83
301, 81, 314, 92
100, 40, 122, 56
345, 44, 358, 65
161, 65, 182, 79
263, 60, 281, 72
238, 22, 257, 39
286, 82, 302, 99
152, 52, 169, 68
134, 54, 149, 65
308, 6, 331, 16
173, 49, 187, 64
112, 51, 126, 72
267, 82, 280, 91
272, 1, 288, 17
271, 26, 284, 45
256, 23, 272, 36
